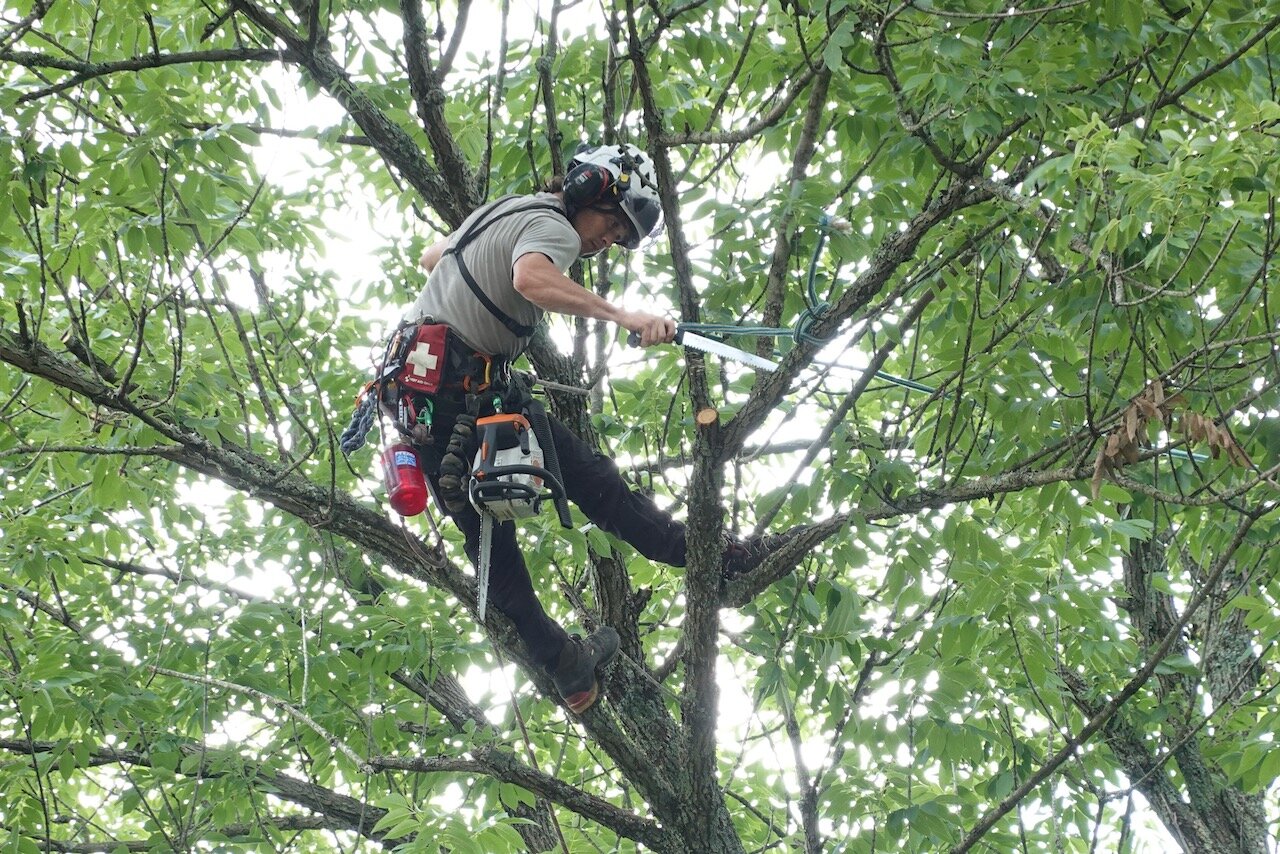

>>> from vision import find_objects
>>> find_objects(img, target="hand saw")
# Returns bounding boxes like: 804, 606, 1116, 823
628, 326, 778, 372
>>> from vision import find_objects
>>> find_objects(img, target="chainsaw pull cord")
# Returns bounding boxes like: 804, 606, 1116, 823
339, 391, 376, 455
340, 323, 406, 455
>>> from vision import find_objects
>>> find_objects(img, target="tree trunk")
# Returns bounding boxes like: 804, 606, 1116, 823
1093, 533, 1269, 854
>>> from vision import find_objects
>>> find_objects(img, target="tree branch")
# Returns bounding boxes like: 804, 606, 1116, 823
147, 666, 376, 774
949, 509, 1267, 853
14, 814, 355, 853
227, 0, 464, 225
0, 738, 404, 849
372, 747, 671, 848
1, 47, 289, 103
399, 0, 477, 214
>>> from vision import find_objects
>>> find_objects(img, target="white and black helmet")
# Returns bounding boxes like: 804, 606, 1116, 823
563, 143, 664, 250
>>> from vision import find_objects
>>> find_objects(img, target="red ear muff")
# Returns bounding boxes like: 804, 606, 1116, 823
564, 163, 616, 207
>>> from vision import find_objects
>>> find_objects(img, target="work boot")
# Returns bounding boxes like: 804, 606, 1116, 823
721, 530, 801, 581
552, 627, 619, 714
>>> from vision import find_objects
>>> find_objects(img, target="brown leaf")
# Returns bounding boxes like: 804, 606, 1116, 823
1182, 413, 1205, 443
1125, 405, 1140, 441
1105, 432, 1124, 458
1091, 450, 1106, 500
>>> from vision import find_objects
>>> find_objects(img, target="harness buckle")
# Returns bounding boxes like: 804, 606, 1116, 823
462, 352, 511, 394
463, 353, 492, 393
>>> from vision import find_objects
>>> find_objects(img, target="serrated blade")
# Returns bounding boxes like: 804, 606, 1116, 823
677, 330, 778, 372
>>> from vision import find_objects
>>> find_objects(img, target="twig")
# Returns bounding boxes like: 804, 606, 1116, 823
949, 509, 1265, 852
148, 666, 376, 775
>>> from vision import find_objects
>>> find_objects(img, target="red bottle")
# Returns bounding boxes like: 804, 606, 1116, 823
381, 442, 428, 516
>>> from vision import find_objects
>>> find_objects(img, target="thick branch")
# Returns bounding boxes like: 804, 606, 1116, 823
1, 47, 289, 102
399, 0, 477, 214
373, 747, 671, 848
0, 738, 403, 848
228, 0, 464, 225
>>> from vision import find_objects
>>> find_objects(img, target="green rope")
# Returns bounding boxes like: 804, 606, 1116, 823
680, 213, 1207, 464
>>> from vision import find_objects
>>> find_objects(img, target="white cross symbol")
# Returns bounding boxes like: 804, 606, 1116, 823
406, 341, 439, 376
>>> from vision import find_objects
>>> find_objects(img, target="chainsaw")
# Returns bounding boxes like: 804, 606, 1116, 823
468, 411, 568, 521
467, 399, 571, 621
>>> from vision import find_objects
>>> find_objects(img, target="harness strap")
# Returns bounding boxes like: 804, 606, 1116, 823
443, 197, 569, 340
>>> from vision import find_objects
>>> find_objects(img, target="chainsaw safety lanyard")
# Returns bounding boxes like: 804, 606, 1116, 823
442, 197, 569, 341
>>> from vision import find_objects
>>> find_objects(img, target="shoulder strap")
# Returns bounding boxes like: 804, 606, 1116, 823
443, 198, 570, 341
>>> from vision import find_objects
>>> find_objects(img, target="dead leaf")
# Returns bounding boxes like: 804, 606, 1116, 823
1091, 451, 1106, 500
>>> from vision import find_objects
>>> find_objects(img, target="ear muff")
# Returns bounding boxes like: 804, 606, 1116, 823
563, 163, 618, 208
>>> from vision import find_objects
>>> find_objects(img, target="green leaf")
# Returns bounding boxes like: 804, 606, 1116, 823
1111, 518, 1155, 540
1154, 654, 1199, 677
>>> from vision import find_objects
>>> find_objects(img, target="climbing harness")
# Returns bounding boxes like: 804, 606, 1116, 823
443, 196, 569, 339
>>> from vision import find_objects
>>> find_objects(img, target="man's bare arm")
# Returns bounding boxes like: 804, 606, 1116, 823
419, 238, 449, 274
511, 252, 674, 346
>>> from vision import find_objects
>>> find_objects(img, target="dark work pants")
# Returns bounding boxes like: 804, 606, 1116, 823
419, 398, 688, 671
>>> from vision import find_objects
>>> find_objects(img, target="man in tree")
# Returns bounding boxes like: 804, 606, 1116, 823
383, 143, 774, 713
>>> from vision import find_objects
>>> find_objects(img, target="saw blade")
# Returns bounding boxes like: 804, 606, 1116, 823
677, 330, 779, 372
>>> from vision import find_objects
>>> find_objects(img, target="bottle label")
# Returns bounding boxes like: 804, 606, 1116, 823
394, 449, 417, 467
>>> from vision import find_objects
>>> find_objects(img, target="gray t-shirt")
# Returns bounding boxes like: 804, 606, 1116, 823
406, 194, 581, 358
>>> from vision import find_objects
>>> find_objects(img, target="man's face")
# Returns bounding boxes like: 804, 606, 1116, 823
572, 206, 635, 257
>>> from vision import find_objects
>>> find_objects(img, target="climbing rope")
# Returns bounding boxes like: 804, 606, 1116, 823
676, 212, 844, 348
681, 214, 1209, 464
339, 388, 377, 455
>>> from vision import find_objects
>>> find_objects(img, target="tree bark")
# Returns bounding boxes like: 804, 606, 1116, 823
1083, 532, 1271, 854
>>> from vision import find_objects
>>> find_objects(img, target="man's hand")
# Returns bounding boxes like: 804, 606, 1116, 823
623, 311, 676, 347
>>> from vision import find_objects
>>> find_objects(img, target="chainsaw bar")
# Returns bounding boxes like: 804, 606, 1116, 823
477, 511, 493, 622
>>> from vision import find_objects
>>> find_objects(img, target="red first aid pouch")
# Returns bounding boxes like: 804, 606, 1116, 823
396, 323, 449, 394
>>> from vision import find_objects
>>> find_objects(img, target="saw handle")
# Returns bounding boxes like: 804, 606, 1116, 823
627, 329, 682, 348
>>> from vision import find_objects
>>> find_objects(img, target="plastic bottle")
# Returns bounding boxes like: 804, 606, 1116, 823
381, 442, 428, 516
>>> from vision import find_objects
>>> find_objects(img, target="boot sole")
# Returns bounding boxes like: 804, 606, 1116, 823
564, 684, 599, 714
